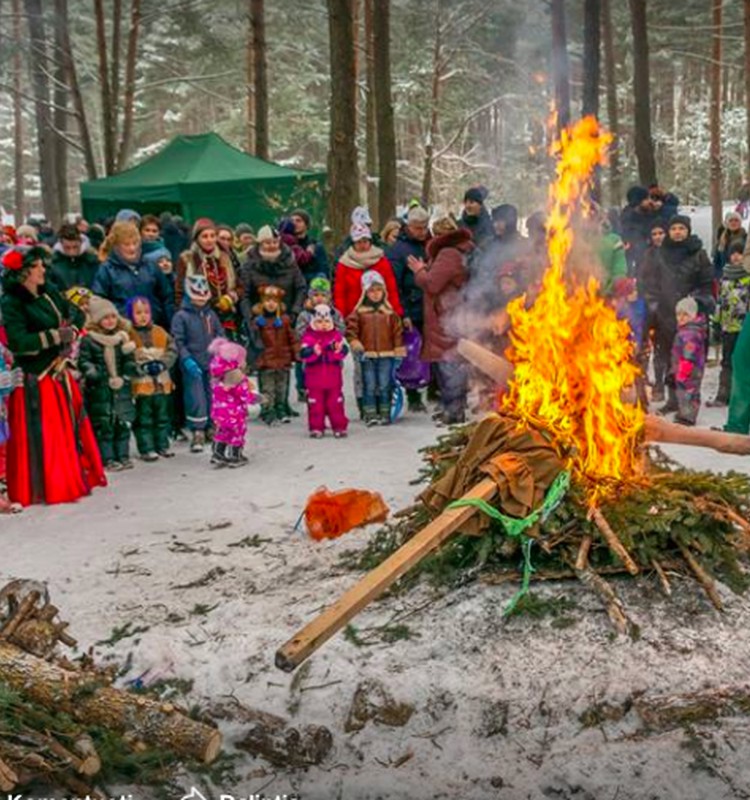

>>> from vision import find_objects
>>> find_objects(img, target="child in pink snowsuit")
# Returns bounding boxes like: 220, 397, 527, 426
208, 338, 259, 467
299, 304, 349, 438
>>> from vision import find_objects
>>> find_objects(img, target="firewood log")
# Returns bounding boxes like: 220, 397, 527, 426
0, 756, 18, 792
0, 642, 221, 764
635, 683, 750, 730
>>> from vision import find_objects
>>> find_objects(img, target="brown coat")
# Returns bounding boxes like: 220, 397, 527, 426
252, 313, 297, 370
346, 303, 405, 359
414, 228, 472, 362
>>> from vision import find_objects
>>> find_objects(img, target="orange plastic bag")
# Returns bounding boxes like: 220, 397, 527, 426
304, 486, 389, 541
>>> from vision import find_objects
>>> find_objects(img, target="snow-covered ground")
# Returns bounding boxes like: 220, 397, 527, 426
3, 365, 750, 800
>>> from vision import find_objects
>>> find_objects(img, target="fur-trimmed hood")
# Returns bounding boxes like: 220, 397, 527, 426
426, 227, 473, 260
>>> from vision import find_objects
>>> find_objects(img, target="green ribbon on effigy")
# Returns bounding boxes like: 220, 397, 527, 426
447, 469, 571, 615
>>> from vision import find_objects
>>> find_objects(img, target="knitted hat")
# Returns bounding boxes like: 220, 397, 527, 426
260, 285, 285, 301
256, 225, 278, 243
235, 222, 254, 236
88, 295, 119, 324
208, 337, 247, 371
613, 277, 637, 299
142, 246, 172, 267
729, 241, 745, 257
361, 270, 385, 292
350, 223, 372, 243
626, 186, 649, 206
115, 208, 141, 224
464, 186, 487, 204
308, 276, 331, 296
15, 224, 38, 243
407, 205, 430, 224
192, 217, 215, 241
290, 208, 311, 228
675, 296, 698, 317
65, 285, 93, 309
351, 206, 373, 227
313, 304, 332, 324
725, 211, 743, 225
185, 274, 211, 302
125, 295, 152, 323
668, 214, 692, 233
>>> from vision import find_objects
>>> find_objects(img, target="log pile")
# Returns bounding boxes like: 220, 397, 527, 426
0, 580, 221, 796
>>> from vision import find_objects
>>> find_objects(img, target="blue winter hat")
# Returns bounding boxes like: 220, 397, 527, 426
142, 245, 172, 267
115, 208, 142, 224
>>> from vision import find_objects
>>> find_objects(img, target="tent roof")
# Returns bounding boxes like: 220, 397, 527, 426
82, 133, 322, 190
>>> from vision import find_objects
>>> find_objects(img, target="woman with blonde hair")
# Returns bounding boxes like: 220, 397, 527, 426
92, 221, 174, 326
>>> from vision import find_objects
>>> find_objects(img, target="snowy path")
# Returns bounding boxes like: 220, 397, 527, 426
2, 365, 750, 800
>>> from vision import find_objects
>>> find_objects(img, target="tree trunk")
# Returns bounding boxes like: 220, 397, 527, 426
745, 1, 750, 176
550, 0, 571, 131
55, 0, 97, 180
582, 0, 600, 119
115, 0, 141, 171
12, 0, 24, 222
601, 0, 622, 205
245, 0, 255, 153
373, 0, 396, 225
0, 642, 221, 764
93, 0, 115, 175
364, 0, 378, 222
326, 0, 360, 242
421, 7, 442, 206
24, 0, 60, 225
251, 0, 269, 160
53, 0, 69, 217
709, 0, 723, 245
110, 0, 121, 147
628, 0, 657, 185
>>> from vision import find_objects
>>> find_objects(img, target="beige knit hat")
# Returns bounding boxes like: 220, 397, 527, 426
88, 296, 119, 324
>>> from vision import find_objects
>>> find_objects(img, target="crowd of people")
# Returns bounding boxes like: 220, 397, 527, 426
0, 181, 748, 511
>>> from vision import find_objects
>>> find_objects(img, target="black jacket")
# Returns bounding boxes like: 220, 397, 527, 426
239, 244, 306, 323
655, 235, 715, 322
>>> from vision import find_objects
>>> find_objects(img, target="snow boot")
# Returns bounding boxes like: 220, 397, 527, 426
658, 386, 678, 415
211, 441, 230, 467
190, 430, 206, 453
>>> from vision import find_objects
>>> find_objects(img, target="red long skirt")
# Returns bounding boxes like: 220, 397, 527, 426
7, 372, 107, 506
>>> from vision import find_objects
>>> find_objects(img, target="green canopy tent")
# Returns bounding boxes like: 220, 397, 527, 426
80, 133, 327, 230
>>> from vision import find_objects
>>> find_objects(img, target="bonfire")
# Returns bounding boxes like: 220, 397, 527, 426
275, 118, 750, 673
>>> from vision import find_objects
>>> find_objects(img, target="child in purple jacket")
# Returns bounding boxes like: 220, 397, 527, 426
207, 337, 259, 467
671, 296, 707, 426
299, 304, 349, 438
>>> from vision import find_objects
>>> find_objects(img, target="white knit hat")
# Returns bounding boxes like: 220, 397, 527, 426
256, 225, 277, 243
350, 223, 372, 243
351, 206, 373, 227
675, 296, 698, 317
361, 270, 385, 292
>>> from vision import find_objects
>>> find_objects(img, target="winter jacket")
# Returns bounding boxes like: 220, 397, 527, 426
250, 310, 297, 370
620, 205, 671, 271
129, 323, 177, 396
48, 248, 101, 292
716, 264, 750, 334
300, 328, 348, 392
92, 249, 175, 327
459, 207, 494, 250
385, 229, 430, 325
294, 235, 330, 282
655, 235, 715, 320
597, 232, 628, 292
637, 245, 663, 312
672, 316, 707, 389
414, 228, 472, 362
239, 244, 306, 322
78, 325, 138, 426
170, 298, 223, 371
333, 248, 403, 319
346, 300, 405, 359
0, 282, 84, 375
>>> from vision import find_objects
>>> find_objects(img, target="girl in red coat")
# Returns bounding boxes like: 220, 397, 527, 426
333, 224, 403, 319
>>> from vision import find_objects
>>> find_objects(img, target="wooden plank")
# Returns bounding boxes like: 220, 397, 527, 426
275, 479, 497, 672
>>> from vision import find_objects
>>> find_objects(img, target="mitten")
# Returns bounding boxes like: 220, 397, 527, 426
145, 360, 165, 377
183, 357, 202, 378
254, 316, 267, 328
217, 294, 235, 313
272, 317, 283, 329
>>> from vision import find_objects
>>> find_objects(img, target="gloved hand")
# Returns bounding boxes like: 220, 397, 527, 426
216, 294, 235, 313
183, 357, 202, 378
272, 317, 283, 328
145, 360, 166, 377
254, 316, 267, 328
57, 327, 76, 345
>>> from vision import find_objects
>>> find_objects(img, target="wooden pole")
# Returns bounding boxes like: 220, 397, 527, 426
275, 479, 498, 672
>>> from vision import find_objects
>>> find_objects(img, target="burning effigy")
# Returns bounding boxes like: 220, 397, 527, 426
275, 118, 750, 673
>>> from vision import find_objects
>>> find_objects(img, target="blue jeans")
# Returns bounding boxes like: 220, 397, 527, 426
361, 357, 394, 413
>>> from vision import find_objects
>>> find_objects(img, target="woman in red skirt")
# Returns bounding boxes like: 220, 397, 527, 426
1, 245, 107, 506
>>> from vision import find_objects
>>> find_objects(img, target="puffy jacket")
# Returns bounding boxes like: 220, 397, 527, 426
250, 311, 297, 370
170, 298, 223, 370
656, 235, 715, 319
346, 301, 405, 359
385, 229, 430, 324
48, 248, 101, 292
333, 251, 403, 319
92, 250, 174, 327
239, 244, 306, 323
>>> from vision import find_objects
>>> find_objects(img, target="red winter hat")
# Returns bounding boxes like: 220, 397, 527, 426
192, 217, 216, 241
2, 225, 16, 243
1, 245, 47, 272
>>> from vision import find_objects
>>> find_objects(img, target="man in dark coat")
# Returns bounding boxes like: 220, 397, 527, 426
653, 214, 714, 413
289, 209, 330, 282
48, 223, 101, 292
620, 185, 676, 274
459, 186, 493, 250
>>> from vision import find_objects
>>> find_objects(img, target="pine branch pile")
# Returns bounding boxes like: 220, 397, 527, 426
347, 424, 750, 631
0, 580, 221, 798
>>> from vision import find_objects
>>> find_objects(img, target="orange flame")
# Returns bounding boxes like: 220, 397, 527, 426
502, 117, 644, 497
